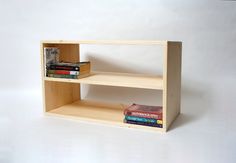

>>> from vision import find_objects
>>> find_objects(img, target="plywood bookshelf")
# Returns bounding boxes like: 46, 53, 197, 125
41, 40, 182, 132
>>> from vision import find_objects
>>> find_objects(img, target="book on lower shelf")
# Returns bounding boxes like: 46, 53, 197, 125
124, 103, 163, 128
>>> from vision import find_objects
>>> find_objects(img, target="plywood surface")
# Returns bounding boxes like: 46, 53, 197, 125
163, 41, 182, 130
44, 71, 163, 90
41, 40, 168, 45
44, 81, 80, 112
41, 40, 182, 132
47, 100, 164, 132
41, 43, 81, 112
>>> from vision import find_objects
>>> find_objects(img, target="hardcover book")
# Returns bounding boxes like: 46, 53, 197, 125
47, 61, 90, 72
125, 115, 163, 124
124, 119, 163, 128
46, 61, 91, 79
44, 47, 60, 76
47, 74, 78, 79
47, 70, 80, 75
124, 103, 162, 119
44, 47, 59, 65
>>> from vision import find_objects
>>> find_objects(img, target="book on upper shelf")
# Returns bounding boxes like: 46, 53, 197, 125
46, 61, 90, 71
44, 47, 60, 76
47, 70, 80, 75
46, 61, 91, 79
44, 47, 59, 64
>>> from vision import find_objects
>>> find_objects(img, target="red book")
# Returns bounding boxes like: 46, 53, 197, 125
47, 70, 79, 75
124, 103, 162, 119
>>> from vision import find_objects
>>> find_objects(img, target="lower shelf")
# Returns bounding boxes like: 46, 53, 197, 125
46, 100, 165, 132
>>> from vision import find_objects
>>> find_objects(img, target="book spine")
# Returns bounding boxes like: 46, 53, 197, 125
124, 110, 162, 119
47, 74, 77, 79
125, 116, 162, 124
124, 119, 163, 128
47, 65, 80, 71
47, 70, 79, 75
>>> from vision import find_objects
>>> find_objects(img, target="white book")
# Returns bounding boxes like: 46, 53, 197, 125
44, 47, 60, 76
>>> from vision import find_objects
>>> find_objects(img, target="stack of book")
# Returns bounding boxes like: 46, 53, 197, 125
46, 61, 90, 79
44, 47, 90, 79
124, 103, 163, 128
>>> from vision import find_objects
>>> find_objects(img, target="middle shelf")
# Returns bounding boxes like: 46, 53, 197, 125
44, 71, 163, 90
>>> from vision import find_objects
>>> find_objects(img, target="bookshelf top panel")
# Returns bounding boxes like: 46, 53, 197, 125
44, 71, 163, 90
41, 40, 170, 45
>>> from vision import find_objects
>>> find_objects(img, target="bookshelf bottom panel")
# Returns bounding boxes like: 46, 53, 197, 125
46, 100, 165, 132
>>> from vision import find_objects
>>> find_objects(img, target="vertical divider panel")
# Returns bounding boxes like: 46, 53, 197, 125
163, 41, 182, 131
44, 82, 80, 112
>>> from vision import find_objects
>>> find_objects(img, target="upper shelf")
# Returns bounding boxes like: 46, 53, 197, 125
44, 71, 163, 90
41, 40, 169, 45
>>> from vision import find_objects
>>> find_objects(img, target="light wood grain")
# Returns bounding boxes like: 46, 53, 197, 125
44, 71, 163, 90
57, 44, 80, 62
41, 40, 182, 132
41, 40, 168, 45
44, 81, 80, 112
41, 42, 81, 112
163, 41, 182, 130
41, 43, 79, 61
47, 100, 165, 132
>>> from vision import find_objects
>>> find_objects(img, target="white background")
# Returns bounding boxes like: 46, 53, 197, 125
0, 0, 236, 163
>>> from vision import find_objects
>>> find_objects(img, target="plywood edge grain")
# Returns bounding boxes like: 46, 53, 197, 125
44, 71, 164, 90
164, 41, 182, 130
45, 112, 165, 132
41, 40, 169, 45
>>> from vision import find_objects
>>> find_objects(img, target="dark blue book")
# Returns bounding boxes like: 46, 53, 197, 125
125, 115, 163, 124
47, 61, 90, 71
124, 119, 163, 128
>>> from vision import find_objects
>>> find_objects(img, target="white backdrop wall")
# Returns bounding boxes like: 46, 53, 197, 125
0, 1, 236, 163
0, 0, 235, 91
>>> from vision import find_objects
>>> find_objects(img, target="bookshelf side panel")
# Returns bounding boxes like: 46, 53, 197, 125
164, 42, 182, 130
